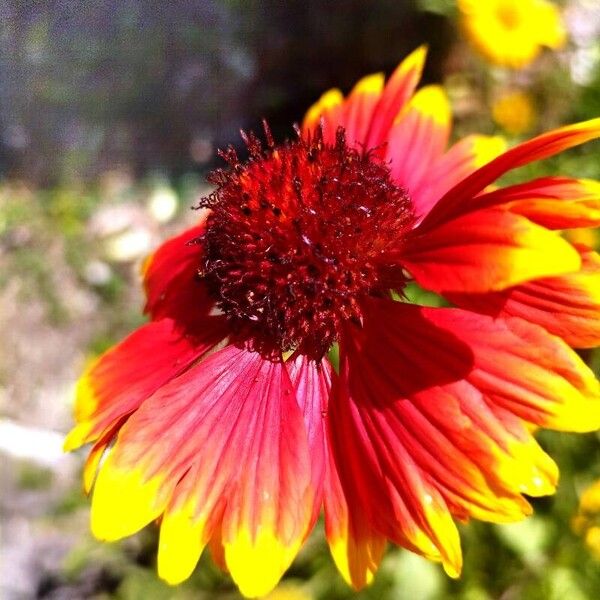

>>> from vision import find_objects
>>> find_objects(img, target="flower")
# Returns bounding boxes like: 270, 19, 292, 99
492, 91, 536, 135
65, 47, 600, 598
572, 480, 600, 560
458, 0, 567, 69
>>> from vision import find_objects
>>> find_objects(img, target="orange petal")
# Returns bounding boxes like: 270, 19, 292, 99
424, 118, 600, 228
330, 338, 463, 577
302, 73, 384, 147
302, 46, 427, 150
208, 529, 228, 573
286, 355, 388, 589
402, 208, 581, 293
64, 317, 225, 451
448, 247, 600, 348
331, 297, 593, 561
407, 302, 600, 432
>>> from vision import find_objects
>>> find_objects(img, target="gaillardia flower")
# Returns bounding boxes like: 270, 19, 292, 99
458, 0, 567, 69
66, 48, 600, 597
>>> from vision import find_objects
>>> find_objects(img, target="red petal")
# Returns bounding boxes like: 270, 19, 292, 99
448, 247, 600, 348
401, 208, 580, 293
302, 47, 427, 150
362, 300, 600, 431
330, 338, 463, 577
142, 222, 214, 327
323, 437, 387, 589
91, 345, 313, 597
285, 353, 389, 589
341, 73, 385, 148
302, 88, 345, 145
208, 527, 228, 573
423, 118, 600, 228
64, 317, 226, 451
365, 46, 428, 150
286, 353, 332, 528
329, 297, 599, 573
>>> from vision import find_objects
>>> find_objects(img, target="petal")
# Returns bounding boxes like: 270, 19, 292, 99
423, 118, 600, 228
302, 74, 384, 147
448, 247, 600, 348
365, 45, 428, 150
382, 301, 600, 432
536, 1, 567, 49
463, 177, 600, 229
158, 487, 223, 586
302, 46, 427, 150
64, 317, 226, 451
142, 222, 214, 326
330, 342, 463, 577
323, 440, 387, 589
302, 88, 344, 143
286, 353, 332, 528
411, 135, 507, 219
91, 345, 313, 598
401, 208, 581, 293
331, 298, 595, 564
286, 353, 389, 589
208, 529, 228, 573
385, 85, 452, 200
342, 73, 385, 148
82, 426, 117, 493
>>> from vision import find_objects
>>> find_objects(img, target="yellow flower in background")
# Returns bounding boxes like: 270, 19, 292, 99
572, 480, 600, 560
458, 0, 567, 69
585, 527, 600, 561
579, 480, 600, 515
492, 91, 536, 135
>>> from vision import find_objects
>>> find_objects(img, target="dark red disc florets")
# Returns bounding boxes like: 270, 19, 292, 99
198, 124, 415, 359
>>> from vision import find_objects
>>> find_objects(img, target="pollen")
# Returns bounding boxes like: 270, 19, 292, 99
198, 124, 415, 359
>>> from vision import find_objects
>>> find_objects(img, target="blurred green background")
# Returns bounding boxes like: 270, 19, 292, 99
1, 1, 600, 598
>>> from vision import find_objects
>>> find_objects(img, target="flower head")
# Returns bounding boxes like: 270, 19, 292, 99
458, 0, 567, 69
66, 47, 600, 597
572, 480, 600, 560
199, 126, 414, 360
492, 90, 536, 135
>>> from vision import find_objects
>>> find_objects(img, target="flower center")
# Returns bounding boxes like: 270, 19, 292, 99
199, 125, 415, 359
496, 1, 522, 30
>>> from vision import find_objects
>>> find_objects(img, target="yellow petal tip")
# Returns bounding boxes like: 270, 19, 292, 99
225, 528, 301, 598
352, 73, 385, 96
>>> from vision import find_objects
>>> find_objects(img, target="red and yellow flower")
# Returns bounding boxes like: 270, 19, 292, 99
66, 47, 600, 597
